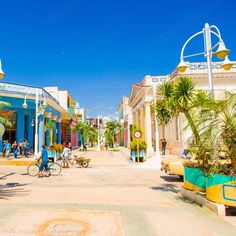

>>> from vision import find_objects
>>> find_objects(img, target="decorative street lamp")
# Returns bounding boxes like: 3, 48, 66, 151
177, 23, 235, 97
22, 89, 47, 156
0, 60, 5, 80
97, 115, 101, 151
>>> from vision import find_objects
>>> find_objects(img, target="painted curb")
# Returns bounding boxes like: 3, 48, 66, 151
180, 187, 226, 216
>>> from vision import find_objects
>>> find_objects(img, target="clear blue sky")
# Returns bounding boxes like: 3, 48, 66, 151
1, 0, 236, 118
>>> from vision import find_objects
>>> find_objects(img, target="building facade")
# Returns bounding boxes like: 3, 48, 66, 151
0, 82, 82, 152
125, 62, 236, 156
117, 96, 132, 147
0, 82, 67, 152
44, 87, 79, 147
128, 75, 168, 156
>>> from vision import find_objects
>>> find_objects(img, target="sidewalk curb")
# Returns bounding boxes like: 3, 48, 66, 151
180, 187, 226, 216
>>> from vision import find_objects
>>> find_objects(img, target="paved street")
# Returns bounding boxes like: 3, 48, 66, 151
0, 148, 235, 235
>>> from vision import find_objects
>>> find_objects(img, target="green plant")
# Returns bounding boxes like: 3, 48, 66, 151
46, 119, 55, 145
130, 139, 147, 151
73, 122, 97, 149
157, 77, 216, 168
54, 144, 64, 153
0, 101, 13, 127
105, 120, 120, 146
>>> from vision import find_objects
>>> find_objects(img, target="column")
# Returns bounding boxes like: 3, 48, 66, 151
145, 103, 154, 156
17, 109, 24, 142
57, 118, 61, 144
38, 114, 44, 152
52, 116, 57, 144
46, 112, 51, 146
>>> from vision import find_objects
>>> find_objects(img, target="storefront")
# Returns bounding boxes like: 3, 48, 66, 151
0, 82, 68, 152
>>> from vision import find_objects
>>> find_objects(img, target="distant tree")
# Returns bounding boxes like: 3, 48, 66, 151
105, 120, 120, 147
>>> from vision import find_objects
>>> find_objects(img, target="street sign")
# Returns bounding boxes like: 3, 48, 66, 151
134, 131, 142, 139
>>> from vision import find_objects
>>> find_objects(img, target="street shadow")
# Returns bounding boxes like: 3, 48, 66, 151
151, 184, 180, 194
0, 182, 30, 200
226, 207, 236, 216
0, 172, 15, 180
160, 175, 183, 183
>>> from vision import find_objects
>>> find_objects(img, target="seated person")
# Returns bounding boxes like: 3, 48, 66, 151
181, 149, 190, 159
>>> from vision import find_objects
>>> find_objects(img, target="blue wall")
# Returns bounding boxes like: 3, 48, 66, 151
0, 95, 62, 151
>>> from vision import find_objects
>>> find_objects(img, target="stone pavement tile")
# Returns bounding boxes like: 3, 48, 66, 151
0, 209, 125, 236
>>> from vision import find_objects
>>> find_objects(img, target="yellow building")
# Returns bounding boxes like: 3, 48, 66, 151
128, 62, 236, 156
129, 75, 168, 156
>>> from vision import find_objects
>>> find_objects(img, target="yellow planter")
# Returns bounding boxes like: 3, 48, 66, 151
206, 174, 236, 207
184, 167, 206, 192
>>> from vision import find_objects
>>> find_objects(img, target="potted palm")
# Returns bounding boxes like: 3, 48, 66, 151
157, 77, 214, 191
130, 140, 137, 161
129, 139, 147, 162
200, 93, 236, 206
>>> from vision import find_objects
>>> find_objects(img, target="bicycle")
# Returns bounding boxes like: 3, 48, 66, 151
27, 160, 62, 177
58, 152, 74, 168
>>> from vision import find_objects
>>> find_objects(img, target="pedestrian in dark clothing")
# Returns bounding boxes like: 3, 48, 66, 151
23, 139, 29, 157
12, 141, 18, 158
18, 139, 23, 155
161, 139, 167, 155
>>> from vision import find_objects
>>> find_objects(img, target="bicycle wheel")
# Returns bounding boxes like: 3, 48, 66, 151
59, 160, 70, 168
49, 163, 62, 176
81, 161, 89, 168
27, 164, 40, 176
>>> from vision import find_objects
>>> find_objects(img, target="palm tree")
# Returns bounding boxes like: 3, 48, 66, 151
0, 101, 13, 127
157, 77, 215, 162
155, 101, 172, 139
46, 119, 55, 145
105, 120, 120, 147
196, 92, 236, 169
73, 122, 97, 149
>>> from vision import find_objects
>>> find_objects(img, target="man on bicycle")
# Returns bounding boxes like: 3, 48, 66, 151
38, 145, 50, 177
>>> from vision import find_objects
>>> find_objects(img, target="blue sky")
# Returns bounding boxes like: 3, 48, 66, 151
1, 0, 236, 118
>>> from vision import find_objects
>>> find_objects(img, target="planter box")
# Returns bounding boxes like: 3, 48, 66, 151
47, 150, 59, 162
135, 157, 144, 162
130, 150, 146, 162
184, 167, 206, 192
206, 174, 236, 207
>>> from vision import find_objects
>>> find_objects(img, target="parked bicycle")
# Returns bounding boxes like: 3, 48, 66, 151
27, 160, 62, 177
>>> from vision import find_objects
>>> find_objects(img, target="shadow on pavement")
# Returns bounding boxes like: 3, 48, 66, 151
160, 175, 183, 182
0, 182, 30, 200
226, 207, 236, 216
151, 184, 180, 194
0, 172, 15, 179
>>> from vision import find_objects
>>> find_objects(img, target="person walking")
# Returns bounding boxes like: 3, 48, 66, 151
12, 141, 18, 158
61, 145, 71, 168
161, 139, 167, 156
38, 145, 50, 177
5, 140, 11, 158
23, 139, 29, 157
18, 139, 23, 156
2, 140, 6, 157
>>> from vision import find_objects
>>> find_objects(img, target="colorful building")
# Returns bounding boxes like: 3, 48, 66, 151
117, 96, 132, 147
0, 82, 82, 152
125, 62, 236, 156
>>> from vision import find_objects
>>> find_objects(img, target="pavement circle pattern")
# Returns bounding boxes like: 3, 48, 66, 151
37, 218, 89, 236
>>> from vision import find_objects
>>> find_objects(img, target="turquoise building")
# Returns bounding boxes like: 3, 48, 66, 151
0, 82, 68, 152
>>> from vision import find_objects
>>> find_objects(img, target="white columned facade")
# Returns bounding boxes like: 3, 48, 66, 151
144, 102, 154, 156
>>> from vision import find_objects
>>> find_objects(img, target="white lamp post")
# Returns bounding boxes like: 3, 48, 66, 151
97, 115, 101, 151
23, 89, 47, 156
177, 23, 235, 97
